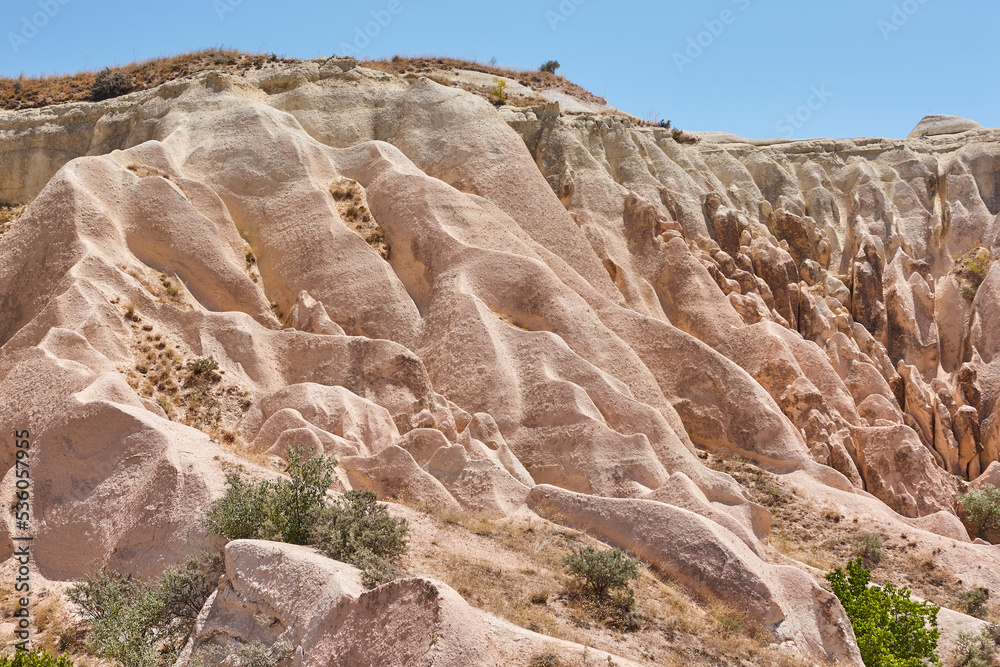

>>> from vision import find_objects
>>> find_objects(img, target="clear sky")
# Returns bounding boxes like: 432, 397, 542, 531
2, 0, 997, 140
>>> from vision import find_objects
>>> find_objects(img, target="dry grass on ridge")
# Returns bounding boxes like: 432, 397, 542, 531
0, 48, 284, 111
362, 54, 608, 107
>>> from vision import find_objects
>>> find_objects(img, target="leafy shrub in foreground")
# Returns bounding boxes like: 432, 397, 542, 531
311, 489, 409, 587
0, 649, 74, 666
67, 555, 221, 667
203, 448, 336, 545
959, 485, 1000, 541
826, 559, 940, 667
563, 546, 639, 598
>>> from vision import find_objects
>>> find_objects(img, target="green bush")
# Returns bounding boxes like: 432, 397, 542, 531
489, 77, 508, 105
959, 485, 1000, 541
955, 588, 990, 619
539, 60, 560, 74
89, 68, 134, 101
953, 625, 1000, 667
854, 532, 885, 566
203, 448, 336, 545
311, 489, 409, 587
0, 650, 73, 666
204, 451, 407, 586
563, 546, 639, 598
826, 559, 941, 667
202, 473, 272, 540
67, 555, 221, 667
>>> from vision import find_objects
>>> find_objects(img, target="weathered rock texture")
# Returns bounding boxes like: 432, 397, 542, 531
2, 56, 1000, 664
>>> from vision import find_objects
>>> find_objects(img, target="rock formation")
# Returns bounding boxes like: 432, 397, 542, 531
1, 55, 1000, 665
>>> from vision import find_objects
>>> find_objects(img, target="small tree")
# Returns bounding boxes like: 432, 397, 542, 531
539, 60, 560, 74
959, 485, 1000, 541
269, 447, 336, 545
563, 546, 639, 598
826, 559, 941, 667
203, 448, 336, 545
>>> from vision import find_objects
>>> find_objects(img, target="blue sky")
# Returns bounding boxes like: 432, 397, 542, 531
2, 0, 997, 139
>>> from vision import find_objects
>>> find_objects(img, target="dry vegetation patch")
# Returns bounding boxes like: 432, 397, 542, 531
116, 299, 251, 448
954, 245, 994, 300
330, 178, 389, 260
0, 204, 27, 241
126, 162, 172, 180
402, 509, 814, 667
0, 48, 284, 110
703, 451, 972, 613
363, 55, 606, 107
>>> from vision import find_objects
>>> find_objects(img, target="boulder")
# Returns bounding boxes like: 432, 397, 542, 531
177, 540, 501, 666
908, 115, 983, 139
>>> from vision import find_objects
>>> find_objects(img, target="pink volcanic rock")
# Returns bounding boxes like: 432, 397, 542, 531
426, 445, 530, 517
340, 446, 460, 512
179, 540, 502, 667
851, 425, 959, 517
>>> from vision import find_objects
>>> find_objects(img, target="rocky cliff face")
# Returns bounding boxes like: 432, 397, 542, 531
1, 56, 999, 665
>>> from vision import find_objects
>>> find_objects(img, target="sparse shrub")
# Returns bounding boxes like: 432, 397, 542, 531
671, 128, 684, 142
956, 588, 991, 619
953, 625, 1000, 667
190, 640, 291, 667
185, 356, 219, 376
955, 247, 994, 301
90, 68, 134, 101
563, 546, 639, 598
529, 653, 563, 667
657, 119, 672, 130
490, 77, 508, 105
67, 555, 221, 667
203, 448, 336, 545
0, 650, 74, 666
539, 60, 560, 74
854, 531, 885, 566
123, 300, 138, 322
959, 486, 1000, 541
311, 489, 409, 587
826, 559, 941, 667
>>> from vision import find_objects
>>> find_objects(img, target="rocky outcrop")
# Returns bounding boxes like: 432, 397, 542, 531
177, 540, 641, 667
178, 540, 501, 667
3, 58, 1000, 665
526, 485, 862, 665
